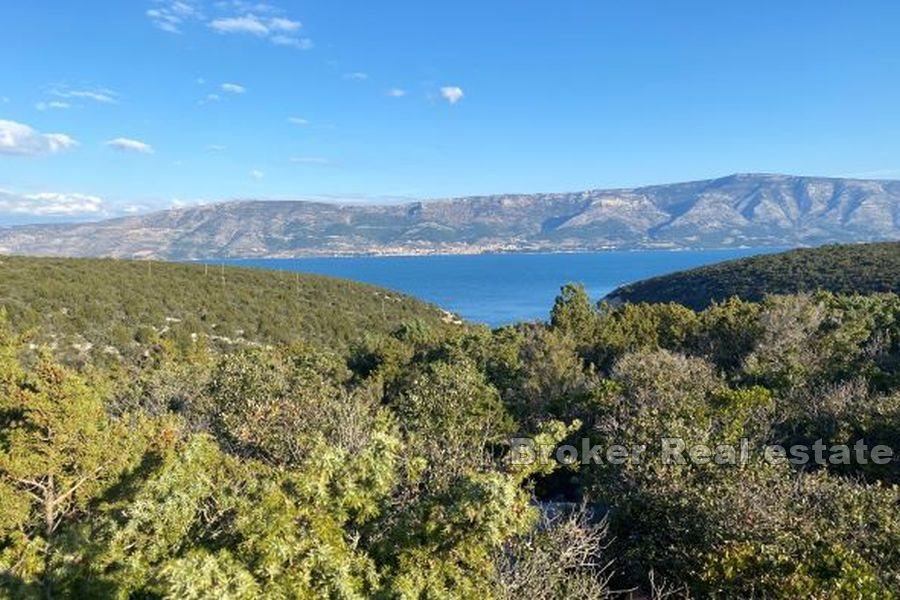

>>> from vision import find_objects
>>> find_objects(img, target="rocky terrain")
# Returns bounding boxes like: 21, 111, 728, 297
1, 173, 899, 258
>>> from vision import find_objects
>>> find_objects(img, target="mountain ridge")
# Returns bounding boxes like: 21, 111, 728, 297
2, 173, 899, 259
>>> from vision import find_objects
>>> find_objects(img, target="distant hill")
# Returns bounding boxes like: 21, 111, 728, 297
606, 242, 900, 310
2, 174, 900, 259
0, 256, 451, 355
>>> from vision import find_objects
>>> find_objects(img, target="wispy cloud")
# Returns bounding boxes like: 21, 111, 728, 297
0, 190, 103, 216
148, 1, 311, 48
147, 1, 199, 33
52, 87, 118, 104
209, 14, 270, 35
34, 86, 116, 112
270, 34, 312, 49
287, 116, 309, 125
221, 82, 246, 94
207, 11, 310, 48
387, 88, 407, 97
344, 72, 368, 81
268, 16, 301, 32
440, 86, 464, 104
170, 197, 210, 209
0, 120, 78, 156
206, 144, 226, 151
120, 203, 152, 215
251, 169, 265, 179
106, 137, 155, 154
35, 101, 70, 111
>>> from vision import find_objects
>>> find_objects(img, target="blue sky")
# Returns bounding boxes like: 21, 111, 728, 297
2, 1, 900, 224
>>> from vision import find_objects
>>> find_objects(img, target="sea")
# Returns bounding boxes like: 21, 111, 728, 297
229, 248, 781, 327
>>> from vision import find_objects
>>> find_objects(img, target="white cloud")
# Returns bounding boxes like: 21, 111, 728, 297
0, 120, 78, 156
289, 156, 330, 165
170, 197, 211, 209
221, 82, 246, 94
270, 35, 312, 49
206, 144, 226, 151
268, 17, 301, 31
208, 13, 308, 47
149, 1, 311, 49
209, 14, 270, 35
53, 88, 118, 104
387, 88, 407, 97
147, 1, 199, 33
440, 86, 464, 104
35, 101, 70, 111
106, 137, 155, 154
345, 72, 368, 81
214, 1, 275, 12
287, 116, 309, 125
0, 190, 103, 216
204, 93, 221, 102
251, 169, 264, 179
121, 204, 151, 215
37, 88, 116, 111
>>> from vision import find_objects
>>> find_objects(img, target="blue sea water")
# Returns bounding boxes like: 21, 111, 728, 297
229, 249, 781, 327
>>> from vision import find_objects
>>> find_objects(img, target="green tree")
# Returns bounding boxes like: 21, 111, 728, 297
550, 283, 597, 345
392, 358, 515, 489
0, 351, 156, 597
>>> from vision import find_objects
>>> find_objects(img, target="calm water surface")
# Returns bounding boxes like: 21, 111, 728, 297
229, 249, 780, 326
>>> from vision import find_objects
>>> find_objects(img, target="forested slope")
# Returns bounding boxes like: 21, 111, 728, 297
4, 258, 900, 597
608, 241, 900, 309
0, 256, 450, 357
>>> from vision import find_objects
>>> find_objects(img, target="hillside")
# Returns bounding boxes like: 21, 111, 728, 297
607, 241, 900, 309
6, 270, 900, 597
2, 173, 900, 258
0, 256, 450, 356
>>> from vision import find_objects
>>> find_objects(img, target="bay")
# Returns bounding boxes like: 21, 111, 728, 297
228, 249, 780, 327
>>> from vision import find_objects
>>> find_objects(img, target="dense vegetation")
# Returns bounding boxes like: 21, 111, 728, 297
4, 256, 900, 597
0, 256, 450, 360
609, 241, 900, 309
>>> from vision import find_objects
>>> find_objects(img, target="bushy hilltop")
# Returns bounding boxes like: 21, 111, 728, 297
0, 256, 451, 359
608, 241, 900, 310
2, 173, 900, 258
4, 278, 900, 597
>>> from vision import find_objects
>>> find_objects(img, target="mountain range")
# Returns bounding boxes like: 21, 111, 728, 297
2, 173, 899, 259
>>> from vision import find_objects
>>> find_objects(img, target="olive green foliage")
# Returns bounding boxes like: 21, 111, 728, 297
5, 254, 900, 598
550, 283, 597, 346
543, 284, 900, 596
391, 357, 515, 487
0, 334, 162, 597
0, 307, 587, 599
0, 255, 449, 361
611, 241, 900, 310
